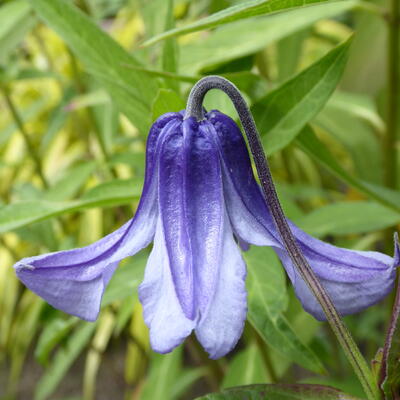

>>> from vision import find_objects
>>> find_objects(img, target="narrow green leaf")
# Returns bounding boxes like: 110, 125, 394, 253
277, 28, 309, 82
161, 0, 179, 93
196, 384, 362, 400
315, 105, 382, 183
252, 38, 351, 155
0, 0, 34, 63
140, 345, 197, 400
340, 9, 386, 95
170, 368, 206, 399
29, 0, 158, 133
40, 88, 74, 152
44, 161, 97, 201
180, 3, 355, 73
102, 253, 147, 307
297, 201, 400, 236
245, 247, 325, 374
326, 91, 384, 133
0, 97, 48, 147
296, 125, 400, 214
144, 0, 352, 46
222, 343, 271, 388
151, 89, 185, 121
65, 89, 109, 111
0, 178, 143, 233
35, 318, 78, 365
34, 322, 96, 400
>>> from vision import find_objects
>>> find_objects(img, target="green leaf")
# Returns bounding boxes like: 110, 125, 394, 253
35, 317, 78, 365
222, 343, 271, 388
169, 368, 205, 400
276, 28, 309, 82
296, 125, 400, 214
151, 88, 186, 121
144, 0, 352, 46
102, 252, 147, 307
379, 278, 400, 399
340, 9, 386, 95
326, 91, 384, 133
44, 161, 97, 201
315, 104, 382, 183
0, 97, 48, 147
141, 348, 183, 400
180, 3, 355, 73
65, 89, 109, 111
245, 247, 325, 374
34, 322, 96, 400
29, 0, 158, 133
0, 178, 143, 233
140, 345, 202, 400
161, 0, 179, 93
297, 201, 400, 236
40, 88, 74, 152
252, 38, 351, 155
196, 384, 362, 399
0, 0, 34, 63
90, 86, 119, 153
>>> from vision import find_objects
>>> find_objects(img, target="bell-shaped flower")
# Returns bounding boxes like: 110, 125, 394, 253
13, 110, 399, 359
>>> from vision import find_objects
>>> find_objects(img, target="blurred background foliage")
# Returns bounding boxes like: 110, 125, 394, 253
0, 0, 398, 399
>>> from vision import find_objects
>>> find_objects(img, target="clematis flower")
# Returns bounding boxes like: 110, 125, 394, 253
13, 82, 399, 359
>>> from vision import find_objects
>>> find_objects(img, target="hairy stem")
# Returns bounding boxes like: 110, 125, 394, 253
185, 75, 380, 400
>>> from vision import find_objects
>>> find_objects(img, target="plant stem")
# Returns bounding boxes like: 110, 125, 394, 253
2, 87, 49, 189
185, 76, 380, 400
384, 0, 399, 189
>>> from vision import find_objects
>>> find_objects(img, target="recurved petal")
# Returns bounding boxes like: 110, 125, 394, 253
208, 110, 400, 319
16, 261, 119, 321
288, 222, 399, 282
276, 237, 399, 320
15, 186, 157, 321
12, 115, 181, 321
195, 211, 247, 359
138, 218, 195, 354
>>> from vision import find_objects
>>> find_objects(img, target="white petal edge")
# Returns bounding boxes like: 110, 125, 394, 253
195, 211, 247, 359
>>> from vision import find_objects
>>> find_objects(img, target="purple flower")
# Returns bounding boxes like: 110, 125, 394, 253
14, 110, 399, 359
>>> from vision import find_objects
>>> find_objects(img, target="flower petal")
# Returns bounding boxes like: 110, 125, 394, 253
158, 117, 227, 320
187, 120, 225, 320
13, 114, 181, 321
16, 261, 119, 321
208, 110, 279, 248
195, 211, 247, 359
157, 119, 195, 319
208, 110, 400, 319
139, 218, 195, 354
15, 201, 157, 321
276, 242, 398, 320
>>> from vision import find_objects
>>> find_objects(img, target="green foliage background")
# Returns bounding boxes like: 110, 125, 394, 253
0, 0, 398, 399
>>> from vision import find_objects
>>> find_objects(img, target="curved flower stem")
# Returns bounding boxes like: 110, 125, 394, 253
185, 75, 380, 400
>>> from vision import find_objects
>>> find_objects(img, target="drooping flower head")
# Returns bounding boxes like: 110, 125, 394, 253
14, 76, 399, 359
